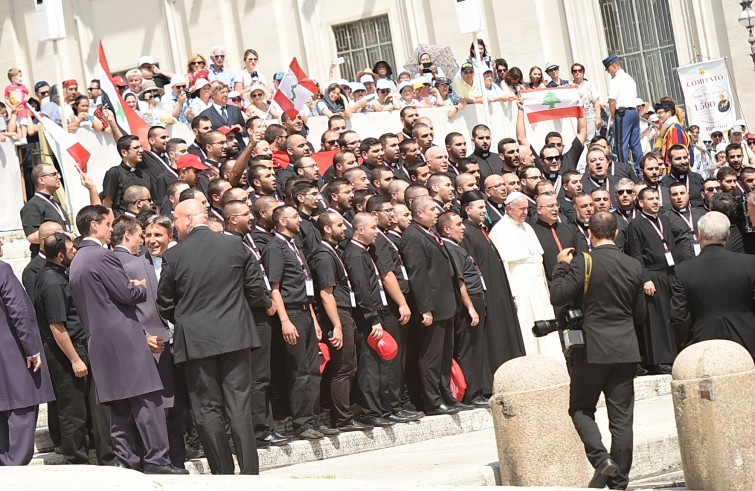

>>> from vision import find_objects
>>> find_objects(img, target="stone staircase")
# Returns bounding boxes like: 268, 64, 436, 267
29, 374, 680, 481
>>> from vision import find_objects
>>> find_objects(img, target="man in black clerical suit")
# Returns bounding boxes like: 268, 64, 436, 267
400, 196, 464, 415
531, 193, 582, 280
550, 211, 645, 490
671, 211, 755, 359
660, 144, 705, 209
459, 191, 525, 395
625, 187, 679, 374
157, 199, 268, 474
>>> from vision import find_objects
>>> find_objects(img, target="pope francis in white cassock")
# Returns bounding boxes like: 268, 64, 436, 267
488, 192, 563, 361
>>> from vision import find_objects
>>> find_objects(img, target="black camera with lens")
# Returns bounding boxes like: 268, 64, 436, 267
532, 307, 585, 355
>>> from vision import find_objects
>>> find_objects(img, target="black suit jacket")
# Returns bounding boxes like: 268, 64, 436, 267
671, 244, 755, 358
550, 244, 645, 363
199, 104, 246, 150
157, 226, 268, 363
400, 222, 457, 321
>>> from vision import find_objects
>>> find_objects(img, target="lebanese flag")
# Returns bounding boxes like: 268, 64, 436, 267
520, 86, 584, 124
27, 104, 90, 173
97, 40, 150, 148
272, 58, 318, 120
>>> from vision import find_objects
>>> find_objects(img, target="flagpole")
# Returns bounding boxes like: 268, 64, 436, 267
261, 87, 279, 122
472, 33, 491, 126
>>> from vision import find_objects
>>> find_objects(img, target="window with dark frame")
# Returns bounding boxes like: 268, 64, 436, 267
333, 14, 396, 81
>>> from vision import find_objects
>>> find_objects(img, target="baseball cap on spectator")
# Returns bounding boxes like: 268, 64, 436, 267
228, 90, 241, 99
544, 62, 559, 72
711, 130, 724, 137
177, 154, 211, 170
397, 68, 411, 79
735, 119, 746, 127
730, 125, 744, 134
111, 75, 128, 88
367, 331, 398, 361
218, 125, 241, 135
170, 75, 186, 87
249, 81, 266, 95
376, 79, 392, 90
417, 75, 431, 86
397, 81, 413, 93
34, 81, 50, 92
349, 82, 366, 93
359, 74, 376, 85
273, 72, 285, 82
746, 133, 755, 143
715, 142, 729, 153
411, 79, 424, 90
435, 77, 451, 87
649, 114, 659, 123
356, 69, 376, 84
460, 62, 473, 72
138, 56, 155, 67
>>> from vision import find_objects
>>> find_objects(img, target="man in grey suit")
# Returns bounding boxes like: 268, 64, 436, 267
69, 205, 186, 474
157, 199, 270, 475
550, 211, 646, 490
112, 215, 188, 468
0, 239, 55, 465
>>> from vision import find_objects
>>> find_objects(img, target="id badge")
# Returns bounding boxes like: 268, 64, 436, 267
305, 278, 315, 296
379, 289, 388, 306
692, 241, 701, 256
400, 264, 408, 280
350, 291, 357, 308
664, 251, 675, 267
263, 274, 271, 291
479, 274, 487, 291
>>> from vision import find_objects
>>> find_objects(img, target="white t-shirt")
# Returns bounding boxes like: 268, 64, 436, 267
607, 69, 637, 108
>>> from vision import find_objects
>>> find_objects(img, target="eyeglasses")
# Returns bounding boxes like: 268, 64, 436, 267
704, 186, 721, 192
324, 139, 338, 145
208, 141, 227, 146
302, 164, 319, 170
616, 189, 634, 195
378, 89, 390, 94
485, 183, 505, 190
377, 207, 395, 214
232, 98, 242, 102
41, 172, 61, 178
571, 68, 584, 74
191, 61, 205, 66
251, 92, 265, 98
213, 55, 225, 59
462, 70, 474, 75
39, 90, 50, 96
87, 87, 98, 91
174, 85, 186, 90
543, 155, 562, 162
138, 197, 153, 203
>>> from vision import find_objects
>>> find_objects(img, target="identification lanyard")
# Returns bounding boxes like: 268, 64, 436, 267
642, 212, 675, 266
275, 232, 314, 296
589, 177, 609, 194
488, 203, 504, 219
379, 230, 408, 280
244, 232, 271, 289
673, 209, 700, 255
550, 225, 563, 252
576, 222, 591, 251
328, 207, 353, 230
35, 192, 71, 231
352, 240, 388, 306
321, 241, 357, 307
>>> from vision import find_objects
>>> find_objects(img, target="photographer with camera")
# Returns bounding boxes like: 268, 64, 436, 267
549, 211, 646, 490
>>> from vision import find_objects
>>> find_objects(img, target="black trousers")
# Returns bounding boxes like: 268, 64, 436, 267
323, 308, 357, 426
166, 361, 188, 468
418, 317, 455, 410
44, 341, 114, 464
183, 348, 258, 475
569, 356, 636, 490
380, 306, 403, 413
250, 309, 274, 440
277, 305, 320, 433
354, 310, 392, 418
454, 295, 486, 403
389, 301, 415, 411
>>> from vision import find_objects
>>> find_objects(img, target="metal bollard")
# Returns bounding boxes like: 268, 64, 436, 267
671, 340, 755, 491
490, 355, 589, 487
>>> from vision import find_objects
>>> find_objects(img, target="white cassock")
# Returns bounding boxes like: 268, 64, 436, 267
489, 214, 563, 362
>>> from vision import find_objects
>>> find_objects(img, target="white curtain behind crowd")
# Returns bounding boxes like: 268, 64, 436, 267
1, 103, 577, 231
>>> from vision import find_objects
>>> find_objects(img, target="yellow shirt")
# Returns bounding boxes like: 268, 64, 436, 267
452, 77, 481, 101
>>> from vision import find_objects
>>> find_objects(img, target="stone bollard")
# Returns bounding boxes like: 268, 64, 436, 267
490, 355, 589, 487
671, 340, 755, 491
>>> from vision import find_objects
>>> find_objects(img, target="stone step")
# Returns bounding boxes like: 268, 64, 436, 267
1, 229, 31, 281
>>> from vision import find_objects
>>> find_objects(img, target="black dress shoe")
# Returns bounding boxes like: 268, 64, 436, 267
471, 397, 490, 408
316, 424, 340, 436
426, 404, 461, 416
337, 420, 374, 432
185, 446, 204, 459
258, 431, 293, 447
588, 457, 619, 488
143, 463, 190, 475
649, 364, 672, 375
385, 413, 412, 424
394, 409, 423, 421
449, 401, 475, 411
635, 365, 649, 377
359, 415, 395, 427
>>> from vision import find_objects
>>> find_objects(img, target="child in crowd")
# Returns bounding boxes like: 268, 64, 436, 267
4, 67, 29, 144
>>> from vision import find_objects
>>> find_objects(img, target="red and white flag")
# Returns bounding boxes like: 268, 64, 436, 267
98, 41, 150, 148
27, 104, 90, 173
520, 86, 584, 124
272, 58, 318, 120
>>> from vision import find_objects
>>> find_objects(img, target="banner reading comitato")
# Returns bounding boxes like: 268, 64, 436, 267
676, 58, 736, 136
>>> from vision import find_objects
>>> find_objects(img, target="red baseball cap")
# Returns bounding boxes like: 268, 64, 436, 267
318, 342, 331, 373
111, 75, 127, 88
217, 125, 240, 135
367, 331, 398, 361
176, 153, 211, 170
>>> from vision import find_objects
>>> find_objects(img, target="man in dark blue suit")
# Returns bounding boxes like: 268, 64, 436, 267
199, 81, 246, 151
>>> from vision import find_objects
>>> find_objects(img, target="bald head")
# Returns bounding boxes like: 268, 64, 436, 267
38, 221, 65, 254
175, 199, 208, 221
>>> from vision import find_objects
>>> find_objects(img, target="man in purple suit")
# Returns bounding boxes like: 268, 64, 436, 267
0, 238, 55, 465
68, 205, 187, 474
